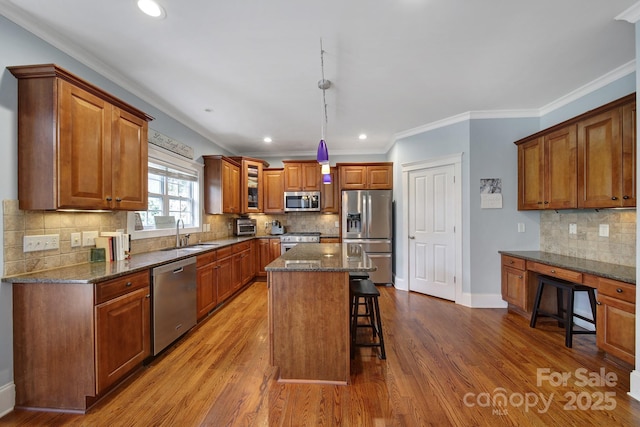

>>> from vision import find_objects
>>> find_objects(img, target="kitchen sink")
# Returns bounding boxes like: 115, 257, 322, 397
161, 243, 218, 251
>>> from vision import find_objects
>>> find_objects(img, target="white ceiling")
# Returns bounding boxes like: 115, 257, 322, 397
1, 0, 637, 158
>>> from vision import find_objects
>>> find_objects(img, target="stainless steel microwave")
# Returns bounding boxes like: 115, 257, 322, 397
284, 191, 321, 212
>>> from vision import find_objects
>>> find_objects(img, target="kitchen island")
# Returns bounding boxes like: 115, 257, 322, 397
265, 243, 376, 385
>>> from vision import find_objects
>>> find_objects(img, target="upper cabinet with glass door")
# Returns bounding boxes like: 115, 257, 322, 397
230, 157, 270, 214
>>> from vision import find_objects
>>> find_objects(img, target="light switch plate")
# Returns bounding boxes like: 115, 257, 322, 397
569, 223, 577, 235
517, 223, 525, 233
82, 231, 99, 246
71, 232, 82, 247
599, 224, 609, 237
23, 234, 60, 252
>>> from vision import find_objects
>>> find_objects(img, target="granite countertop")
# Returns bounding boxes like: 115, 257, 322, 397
265, 243, 377, 272
499, 250, 636, 284
2, 236, 255, 284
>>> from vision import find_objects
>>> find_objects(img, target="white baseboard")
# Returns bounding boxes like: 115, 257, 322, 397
629, 370, 640, 402
0, 382, 15, 418
458, 292, 508, 308
393, 275, 407, 291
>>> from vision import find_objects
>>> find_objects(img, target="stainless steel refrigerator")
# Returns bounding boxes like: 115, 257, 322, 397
342, 189, 393, 284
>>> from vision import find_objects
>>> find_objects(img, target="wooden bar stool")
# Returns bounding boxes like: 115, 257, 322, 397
350, 279, 386, 359
529, 274, 597, 348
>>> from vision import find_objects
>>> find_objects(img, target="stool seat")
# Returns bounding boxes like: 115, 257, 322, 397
529, 275, 596, 348
350, 279, 386, 359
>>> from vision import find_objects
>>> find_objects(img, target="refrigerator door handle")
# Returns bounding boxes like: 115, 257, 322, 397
367, 194, 372, 236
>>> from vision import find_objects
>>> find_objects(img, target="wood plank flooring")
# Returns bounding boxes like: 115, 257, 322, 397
2, 280, 640, 426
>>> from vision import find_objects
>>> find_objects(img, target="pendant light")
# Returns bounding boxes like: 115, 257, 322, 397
317, 39, 331, 184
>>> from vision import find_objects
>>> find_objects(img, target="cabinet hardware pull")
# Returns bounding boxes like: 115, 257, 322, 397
612, 196, 618, 200
537, 201, 543, 204
596, 301, 602, 305
623, 195, 630, 200
106, 196, 112, 201
518, 275, 523, 279
510, 260, 514, 264
544, 201, 549, 204
146, 294, 151, 298
550, 269, 556, 273
126, 282, 132, 287
616, 288, 623, 293
115, 197, 122, 202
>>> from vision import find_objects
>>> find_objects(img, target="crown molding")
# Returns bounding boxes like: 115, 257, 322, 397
616, 1, 640, 23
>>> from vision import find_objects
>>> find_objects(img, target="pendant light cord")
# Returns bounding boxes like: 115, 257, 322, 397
320, 38, 328, 140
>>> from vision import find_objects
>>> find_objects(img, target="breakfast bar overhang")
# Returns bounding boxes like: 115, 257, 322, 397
265, 243, 377, 385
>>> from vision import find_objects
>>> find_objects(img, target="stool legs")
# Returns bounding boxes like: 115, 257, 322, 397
350, 292, 386, 360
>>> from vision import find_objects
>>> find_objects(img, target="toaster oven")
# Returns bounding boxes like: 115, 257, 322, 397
234, 218, 257, 236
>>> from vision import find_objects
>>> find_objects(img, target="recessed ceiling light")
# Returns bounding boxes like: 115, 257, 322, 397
263, 137, 272, 143
137, 0, 166, 19
358, 134, 367, 140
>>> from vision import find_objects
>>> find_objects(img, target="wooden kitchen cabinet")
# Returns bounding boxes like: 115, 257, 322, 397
596, 278, 636, 365
196, 251, 218, 320
337, 162, 393, 190
283, 160, 321, 191
203, 155, 241, 214
321, 166, 339, 213
263, 168, 285, 213
230, 156, 270, 214
517, 125, 577, 210
9, 64, 152, 211
500, 255, 527, 310
515, 93, 636, 210
256, 238, 281, 277
577, 98, 636, 208
13, 270, 151, 412
239, 241, 255, 287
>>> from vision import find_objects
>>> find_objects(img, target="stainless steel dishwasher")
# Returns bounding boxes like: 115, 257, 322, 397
152, 257, 197, 355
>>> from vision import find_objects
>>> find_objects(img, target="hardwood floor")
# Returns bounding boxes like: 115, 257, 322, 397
2, 280, 640, 426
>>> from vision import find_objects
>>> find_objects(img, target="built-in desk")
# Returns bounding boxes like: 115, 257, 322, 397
499, 251, 636, 365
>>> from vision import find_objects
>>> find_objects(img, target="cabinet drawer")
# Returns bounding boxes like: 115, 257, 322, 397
196, 250, 217, 267
95, 270, 150, 304
233, 241, 251, 253
216, 245, 234, 259
527, 261, 582, 283
501, 255, 525, 270
598, 278, 635, 303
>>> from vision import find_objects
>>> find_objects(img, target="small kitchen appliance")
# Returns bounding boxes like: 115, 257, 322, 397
234, 217, 257, 236
270, 220, 284, 235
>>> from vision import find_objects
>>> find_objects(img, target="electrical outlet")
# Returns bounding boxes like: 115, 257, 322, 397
599, 224, 609, 237
569, 223, 577, 235
82, 231, 99, 246
23, 234, 60, 252
71, 232, 82, 247
335, 221, 340, 228
517, 223, 525, 233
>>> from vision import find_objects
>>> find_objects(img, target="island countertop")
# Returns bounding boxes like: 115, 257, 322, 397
265, 243, 377, 273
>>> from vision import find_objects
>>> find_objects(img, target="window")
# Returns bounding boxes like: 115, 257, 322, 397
128, 147, 203, 239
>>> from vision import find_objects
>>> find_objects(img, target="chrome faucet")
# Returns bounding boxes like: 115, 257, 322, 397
176, 218, 184, 248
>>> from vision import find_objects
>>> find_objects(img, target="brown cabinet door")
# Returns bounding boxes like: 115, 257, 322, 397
111, 108, 148, 210
223, 161, 240, 213
58, 80, 112, 209
621, 102, 636, 207
321, 167, 339, 213
240, 248, 253, 285
596, 294, 635, 365
197, 264, 217, 320
301, 162, 321, 191
232, 251, 243, 292
545, 125, 577, 209
518, 138, 545, 210
216, 255, 235, 302
284, 163, 303, 191
240, 159, 263, 214
264, 169, 285, 213
339, 165, 367, 189
577, 108, 623, 208
367, 164, 393, 189
95, 286, 150, 393
501, 265, 526, 309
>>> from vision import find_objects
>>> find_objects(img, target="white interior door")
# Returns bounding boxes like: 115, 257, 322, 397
409, 164, 456, 300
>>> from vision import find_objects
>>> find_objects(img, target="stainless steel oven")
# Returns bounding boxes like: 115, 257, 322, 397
280, 232, 320, 255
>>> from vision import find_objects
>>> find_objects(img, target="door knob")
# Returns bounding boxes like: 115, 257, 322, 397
409, 236, 415, 239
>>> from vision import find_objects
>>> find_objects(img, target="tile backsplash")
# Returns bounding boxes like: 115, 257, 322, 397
2, 199, 340, 277
540, 209, 636, 266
